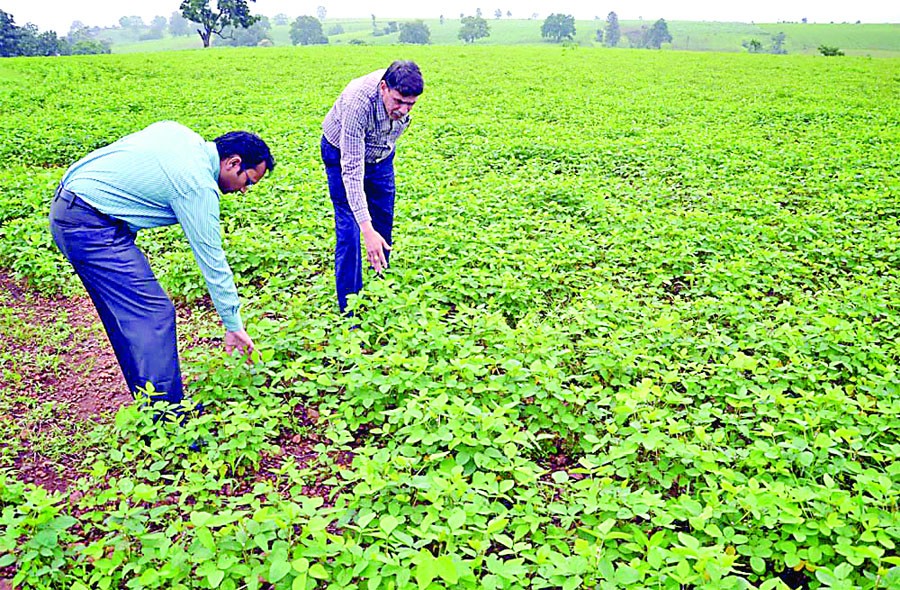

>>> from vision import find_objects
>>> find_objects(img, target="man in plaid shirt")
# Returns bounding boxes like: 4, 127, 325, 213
321, 60, 424, 313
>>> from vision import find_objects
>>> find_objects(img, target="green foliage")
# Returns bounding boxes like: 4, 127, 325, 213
743, 39, 764, 53
541, 13, 576, 43
290, 15, 327, 46
0, 10, 72, 57
1, 46, 899, 589
458, 16, 490, 44
819, 44, 845, 56
604, 11, 621, 47
220, 15, 271, 47
399, 20, 431, 45
644, 18, 673, 49
771, 31, 788, 54
179, 0, 259, 48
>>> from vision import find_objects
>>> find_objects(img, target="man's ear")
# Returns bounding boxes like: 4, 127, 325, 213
226, 155, 243, 170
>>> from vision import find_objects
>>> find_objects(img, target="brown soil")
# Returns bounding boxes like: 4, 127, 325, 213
0, 271, 211, 492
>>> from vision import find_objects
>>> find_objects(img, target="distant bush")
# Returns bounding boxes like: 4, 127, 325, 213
290, 15, 327, 45
399, 20, 430, 45
818, 45, 844, 56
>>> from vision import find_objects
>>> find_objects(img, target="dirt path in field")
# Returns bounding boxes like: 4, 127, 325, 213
0, 271, 134, 491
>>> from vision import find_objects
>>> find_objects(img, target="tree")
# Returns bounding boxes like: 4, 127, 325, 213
541, 13, 575, 43
221, 15, 271, 46
742, 39, 763, 53
140, 16, 168, 40
290, 15, 327, 45
439, 15, 444, 25
643, 18, 671, 49
316, 6, 326, 21
69, 38, 110, 54
507, 11, 512, 17
118, 16, 145, 31
0, 10, 22, 57
818, 44, 843, 56
770, 31, 787, 54
595, 28, 603, 43
476, 8, 483, 18
169, 11, 192, 36
458, 16, 490, 43
399, 20, 430, 44
17, 24, 63, 56
604, 12, 620, 47
494, 9, 502, 19
179, 0, 259, 48
273, 13, 289, 26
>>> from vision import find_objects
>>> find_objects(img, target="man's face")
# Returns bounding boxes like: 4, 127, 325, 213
218, 157, 267, 194
379, 80, 418, 120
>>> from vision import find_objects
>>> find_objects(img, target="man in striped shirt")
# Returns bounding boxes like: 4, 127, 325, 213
49, 121, 275, 411
321, 60, 424, 313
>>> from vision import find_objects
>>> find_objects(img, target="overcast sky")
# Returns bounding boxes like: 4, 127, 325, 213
2, 0, 896, 34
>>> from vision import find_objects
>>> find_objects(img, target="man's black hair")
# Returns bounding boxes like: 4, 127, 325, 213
382, 60, 424, 97
214, 131, 276, 172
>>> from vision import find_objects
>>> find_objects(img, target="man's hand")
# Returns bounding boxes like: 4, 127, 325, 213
225, 329, 255, 360
360, 222, 392, 273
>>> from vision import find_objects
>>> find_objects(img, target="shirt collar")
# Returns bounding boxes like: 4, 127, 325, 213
206, 142, 220, 182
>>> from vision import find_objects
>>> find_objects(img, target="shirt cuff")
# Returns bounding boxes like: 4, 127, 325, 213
352, 208, 372, 225
220, 311, 243, 333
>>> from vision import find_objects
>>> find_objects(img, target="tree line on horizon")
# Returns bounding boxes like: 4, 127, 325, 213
1, 1, 857, 57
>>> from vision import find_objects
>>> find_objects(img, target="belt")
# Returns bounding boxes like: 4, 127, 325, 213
54, 184, 99, 212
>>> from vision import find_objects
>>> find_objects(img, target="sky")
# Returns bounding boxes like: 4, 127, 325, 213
1, 0, 896, 34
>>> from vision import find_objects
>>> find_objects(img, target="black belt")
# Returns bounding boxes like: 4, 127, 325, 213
54, 185, 98, 211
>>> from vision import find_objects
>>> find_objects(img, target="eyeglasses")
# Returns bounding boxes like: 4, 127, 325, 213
243, 170, 256, 187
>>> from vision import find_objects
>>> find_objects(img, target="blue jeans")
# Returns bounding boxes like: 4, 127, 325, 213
49, 185, 184, 405
321, 136, 396, 312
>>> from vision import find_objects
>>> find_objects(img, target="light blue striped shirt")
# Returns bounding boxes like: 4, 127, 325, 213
62, 121, 243, 332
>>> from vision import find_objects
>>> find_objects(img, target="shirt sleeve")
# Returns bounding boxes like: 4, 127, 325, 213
170, 189, 243, 332
338, 97, 372, 225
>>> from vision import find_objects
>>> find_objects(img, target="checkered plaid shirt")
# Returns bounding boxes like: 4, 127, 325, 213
322, 69, 411, 224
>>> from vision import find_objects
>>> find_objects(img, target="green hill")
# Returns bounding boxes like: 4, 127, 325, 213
106, 19, 900, 57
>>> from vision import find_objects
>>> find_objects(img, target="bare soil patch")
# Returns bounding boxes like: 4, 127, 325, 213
0, 271, 214, 491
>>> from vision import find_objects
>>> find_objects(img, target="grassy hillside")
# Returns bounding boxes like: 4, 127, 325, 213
106, 19, 900, 57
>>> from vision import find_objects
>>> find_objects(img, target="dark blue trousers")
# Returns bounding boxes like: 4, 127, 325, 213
49, 186, 184, 404
321, 136, 396, 313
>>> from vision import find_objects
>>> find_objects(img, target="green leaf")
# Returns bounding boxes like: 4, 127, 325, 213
308, 563, 329, 580
435, 555, 458, 583
196, 526, 216, 552
447, 509, 466, 530
190, 511, 213, 528
269, 558, 291, 583
750, 556, 766, 573
380, 514, 399, 536
207, 568, 225, 587
292, 557, 310, 573
677, 532, 700, 550
415, 555, 437, 590
486, 517, 508, 535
